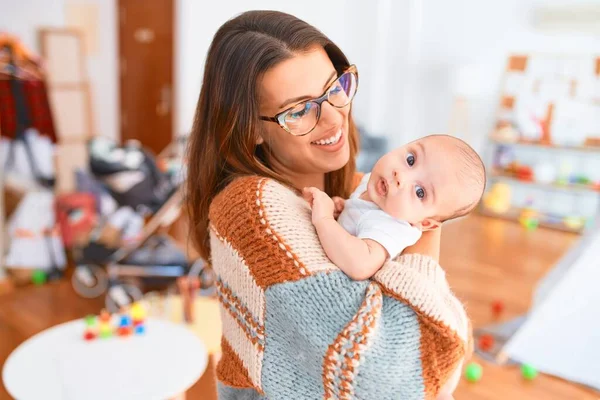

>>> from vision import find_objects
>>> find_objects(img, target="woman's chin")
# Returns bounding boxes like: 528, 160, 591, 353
322, 144, 350, 172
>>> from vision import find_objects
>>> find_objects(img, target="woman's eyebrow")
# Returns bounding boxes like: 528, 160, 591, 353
278, 70, 338, 109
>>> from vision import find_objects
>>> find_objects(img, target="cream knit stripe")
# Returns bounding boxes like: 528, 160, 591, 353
220, 304, 264, 389
210, 227, 265, 324
255, 179, 308, 276
374, 254, 468, 342
261, 180, 338, 275
217, 279, 265, 348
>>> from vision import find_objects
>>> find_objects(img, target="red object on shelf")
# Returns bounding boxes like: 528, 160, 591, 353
492, 300, 504, 317
478, 334, 495, 351
83, 330, 96, 341
516, 166, 534, 182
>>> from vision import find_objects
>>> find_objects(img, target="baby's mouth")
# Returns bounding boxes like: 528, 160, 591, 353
376, 177, 388, 197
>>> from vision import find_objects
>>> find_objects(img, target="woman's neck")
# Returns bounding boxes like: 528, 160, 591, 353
267, 156, 325, 191
288, 172, 325, 192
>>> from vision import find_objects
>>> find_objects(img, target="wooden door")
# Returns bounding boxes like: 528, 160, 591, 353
118, 0, 174, 154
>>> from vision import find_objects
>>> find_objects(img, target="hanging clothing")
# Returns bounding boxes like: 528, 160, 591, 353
0, 78, 57, 142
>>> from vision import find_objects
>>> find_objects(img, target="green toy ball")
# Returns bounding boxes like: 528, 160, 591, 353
521, 363, 538, 380
464, 362, 483, 382
31, 270, 47, 286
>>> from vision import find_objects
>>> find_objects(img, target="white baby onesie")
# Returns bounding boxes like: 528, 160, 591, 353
337, 173, 422, 259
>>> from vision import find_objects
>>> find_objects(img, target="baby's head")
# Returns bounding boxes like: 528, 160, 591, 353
366, 134, 486, 230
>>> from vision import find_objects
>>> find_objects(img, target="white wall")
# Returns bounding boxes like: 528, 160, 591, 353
65, 0, 119, 141
5, 0, 600, 147
400, 0, 600, 152
175, 0, 353, 137
2, 0, 119, 141
2, 0, 66, 49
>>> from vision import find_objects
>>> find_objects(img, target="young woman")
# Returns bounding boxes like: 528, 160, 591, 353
186, 10, 466, 400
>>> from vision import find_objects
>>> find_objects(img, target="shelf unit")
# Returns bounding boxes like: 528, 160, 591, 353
480, 53, 600, 233
490, 171, 600, 194
489, 138, 600, 153
479, 206, 585, 234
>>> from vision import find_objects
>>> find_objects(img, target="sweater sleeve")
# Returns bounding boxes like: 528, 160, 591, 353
209, 176, 470, 400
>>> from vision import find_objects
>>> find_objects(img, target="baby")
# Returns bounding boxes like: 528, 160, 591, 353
303, 134, 486, 280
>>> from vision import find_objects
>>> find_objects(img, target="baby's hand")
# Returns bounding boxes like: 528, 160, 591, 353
302, 187, 335, 225
332, 196, 345, 219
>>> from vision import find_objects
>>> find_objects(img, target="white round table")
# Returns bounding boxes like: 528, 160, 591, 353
2, 318, 207, 400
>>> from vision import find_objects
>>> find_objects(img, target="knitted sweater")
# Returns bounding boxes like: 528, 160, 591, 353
209, 176, 472, 400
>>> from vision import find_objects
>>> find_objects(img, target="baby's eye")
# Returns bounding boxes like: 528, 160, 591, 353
406, 153, 415, 166
415, 185, 425, 199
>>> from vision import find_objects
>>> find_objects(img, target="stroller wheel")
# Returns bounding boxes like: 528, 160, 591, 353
72, 264, 108, 298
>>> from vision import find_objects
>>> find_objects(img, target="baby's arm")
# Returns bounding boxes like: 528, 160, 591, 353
303, 187, 387, 280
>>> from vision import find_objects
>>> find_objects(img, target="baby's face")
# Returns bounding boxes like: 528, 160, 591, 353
366, 136, 469, 229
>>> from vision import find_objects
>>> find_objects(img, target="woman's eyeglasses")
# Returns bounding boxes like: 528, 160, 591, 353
259, 65, 358, 136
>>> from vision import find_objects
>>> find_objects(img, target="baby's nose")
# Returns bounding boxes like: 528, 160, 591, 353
392, 170, 405, 189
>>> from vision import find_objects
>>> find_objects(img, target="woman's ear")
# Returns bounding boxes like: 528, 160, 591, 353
256, 135, 264, 145
417, 218, 441, 232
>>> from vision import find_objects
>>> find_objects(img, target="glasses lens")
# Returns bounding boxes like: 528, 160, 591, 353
283, 101, 319, 135
328, 71, 357, 108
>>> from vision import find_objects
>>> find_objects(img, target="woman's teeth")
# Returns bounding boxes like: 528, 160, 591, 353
311, 129, 342, 145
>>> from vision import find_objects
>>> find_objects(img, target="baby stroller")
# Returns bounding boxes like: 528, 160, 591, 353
69, 137, 215, 312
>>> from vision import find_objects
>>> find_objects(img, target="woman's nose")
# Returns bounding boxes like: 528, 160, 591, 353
319, 101, 341, 124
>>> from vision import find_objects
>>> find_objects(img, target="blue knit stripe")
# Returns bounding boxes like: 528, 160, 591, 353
261, 270, 425, 399
323, 282, 383, 399
217, 382, 267, 399
353, 295, 426, 399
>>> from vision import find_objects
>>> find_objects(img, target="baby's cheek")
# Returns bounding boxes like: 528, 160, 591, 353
385, 197, 409, 220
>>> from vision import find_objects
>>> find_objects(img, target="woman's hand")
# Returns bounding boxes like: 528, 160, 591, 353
437, 394, 454, 400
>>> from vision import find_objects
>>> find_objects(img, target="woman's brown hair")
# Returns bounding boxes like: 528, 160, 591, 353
186, 10, 360, 261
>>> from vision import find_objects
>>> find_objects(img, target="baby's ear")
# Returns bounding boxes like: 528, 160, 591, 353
417, 218, 441, 232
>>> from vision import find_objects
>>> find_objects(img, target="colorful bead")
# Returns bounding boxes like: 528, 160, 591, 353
84, 314, 96, 327
83, 330, 96, 341
119, 314, 132, 328
130, 302, 147, 321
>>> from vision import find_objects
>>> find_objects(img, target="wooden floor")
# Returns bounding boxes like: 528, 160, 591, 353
0, 214, 597, 399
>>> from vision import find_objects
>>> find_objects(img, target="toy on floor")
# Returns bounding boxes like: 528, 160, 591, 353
464, 362, 483, 382
31, 270, 47, 286
478, 334, 495, 352
82, 303, 147, 341
521, 363, 538, 381
491, 300, 504, 318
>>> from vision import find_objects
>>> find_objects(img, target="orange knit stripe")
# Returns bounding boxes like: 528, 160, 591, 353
379, 285, 465, 399
217, 337, 259, 391
209, 176, 306, 288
